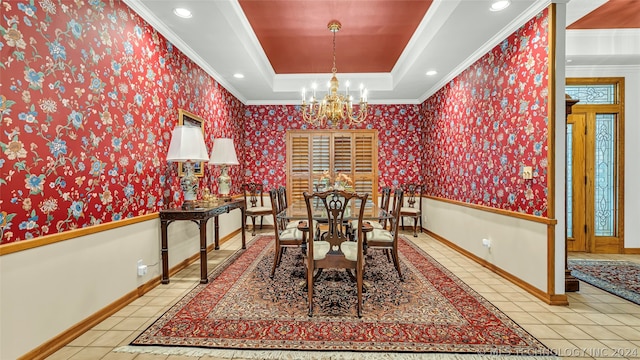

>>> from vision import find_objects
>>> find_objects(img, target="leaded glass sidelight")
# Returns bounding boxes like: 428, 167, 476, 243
594, 114, 616, 236
566, 124, 573, 238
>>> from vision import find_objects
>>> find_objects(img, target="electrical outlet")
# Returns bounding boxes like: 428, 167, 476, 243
482, 238, 491, 248
522, 166, 533, 180
137, 259, 148, 276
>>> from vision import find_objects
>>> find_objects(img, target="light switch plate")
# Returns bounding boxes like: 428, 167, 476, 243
523, 166, 533, 180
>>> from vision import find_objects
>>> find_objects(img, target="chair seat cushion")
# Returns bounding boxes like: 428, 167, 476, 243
350, 220, 383, 230
367, 229, 394, 243
400, 207, 420, 215
310, 241, 331, 260
279, 228, 304, 241
340, 241, 359, 262
247, 206, 271, 214
287, 219, 318, 229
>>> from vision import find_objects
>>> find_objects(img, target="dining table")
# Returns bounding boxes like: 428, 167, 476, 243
277, 197, 391, 243
278, 198, 391, 223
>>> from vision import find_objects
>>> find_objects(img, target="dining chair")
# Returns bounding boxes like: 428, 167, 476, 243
242, 182, 272, 236
303, 190, 368, 317
349, 186, 391, 232
364, 188, 404, 280
400, 183, 423, 237
269, 189, 307, 278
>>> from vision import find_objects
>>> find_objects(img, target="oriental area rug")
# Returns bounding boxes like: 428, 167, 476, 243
568, 259, 640, 305
119, 235, 555, 359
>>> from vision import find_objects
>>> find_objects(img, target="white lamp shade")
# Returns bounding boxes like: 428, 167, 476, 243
208, 138, 239, 165
166, 126, 209, 162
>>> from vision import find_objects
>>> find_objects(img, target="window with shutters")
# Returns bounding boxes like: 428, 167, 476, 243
286, 130, 378, 205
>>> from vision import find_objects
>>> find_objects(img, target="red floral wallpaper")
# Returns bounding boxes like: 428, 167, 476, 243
0, 0, 549, 243
0, 0, 244, 243
243, 104, 423, 190
421, 9, 549, 216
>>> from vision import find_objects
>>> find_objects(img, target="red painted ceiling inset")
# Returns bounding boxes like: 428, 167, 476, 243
568, 0, 640, 29
238, 0, 433, 74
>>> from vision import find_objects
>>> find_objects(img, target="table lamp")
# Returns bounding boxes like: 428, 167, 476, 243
166, 126, 209, 209
208, 138, 239, 200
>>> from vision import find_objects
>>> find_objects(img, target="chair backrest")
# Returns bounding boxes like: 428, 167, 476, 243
388, 188, 404, 234
269, 186, 289, 231
378, 186, 391, 227
269, 189, 283, 232
243, 182, 265, 208
303, 190, 368, 264
277, 186, 287, 211
402, 184, 422, 210
379, 186, 391, 212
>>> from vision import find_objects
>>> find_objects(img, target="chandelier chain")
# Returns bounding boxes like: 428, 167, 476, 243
332, 29, 337, 74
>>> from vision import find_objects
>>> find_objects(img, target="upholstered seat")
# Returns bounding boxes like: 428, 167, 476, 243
350, 219, 384, 230
340, 241, 358, 261
310, 240, 331, 260
279, 227, 304, 241
367, 228, 394, 242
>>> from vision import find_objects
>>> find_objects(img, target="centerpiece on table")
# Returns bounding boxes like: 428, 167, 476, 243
319, 171, 354, 192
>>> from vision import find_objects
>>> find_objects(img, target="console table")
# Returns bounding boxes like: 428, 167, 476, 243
160, 199, 246, 284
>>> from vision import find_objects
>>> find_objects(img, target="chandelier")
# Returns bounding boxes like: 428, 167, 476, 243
301, 21, 368, 127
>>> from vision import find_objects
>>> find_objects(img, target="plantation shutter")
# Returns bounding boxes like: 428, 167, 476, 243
287, 130, 378, 205
288, 133, 311, 204
354, 133, 376, 208
312, 134, 330, 190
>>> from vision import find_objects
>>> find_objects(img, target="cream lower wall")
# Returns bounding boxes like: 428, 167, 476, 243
0, 211, 241, 360
423, 198, 549, 292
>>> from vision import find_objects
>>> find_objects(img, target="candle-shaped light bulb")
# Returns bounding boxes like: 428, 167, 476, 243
359, 83, 364, 100
302, 88, 306, 102
312, 83, 317, 100
345, 81, 350, 96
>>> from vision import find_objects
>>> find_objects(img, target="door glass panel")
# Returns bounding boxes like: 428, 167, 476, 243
566, 85, 615, 104
594, 114, 616, 236
566, 124, 573, 238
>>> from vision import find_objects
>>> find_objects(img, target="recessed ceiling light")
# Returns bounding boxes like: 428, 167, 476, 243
233, 73, 245, 79
426, 70, 438, 76
566, 59, 573, 63
490, 0, 510, 12
173, 8, 192, 18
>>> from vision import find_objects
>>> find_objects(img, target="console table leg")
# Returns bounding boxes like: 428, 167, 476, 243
214, 216, 220, 250
241, 207, 246, 249
199, 219, 209, 284
161, 220, 170, 284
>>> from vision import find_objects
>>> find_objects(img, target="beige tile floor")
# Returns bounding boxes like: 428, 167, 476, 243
46, 229, 640, 360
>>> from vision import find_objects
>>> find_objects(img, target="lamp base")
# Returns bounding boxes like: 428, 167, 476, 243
180, 162, 200, 210
217, 165, 232, 202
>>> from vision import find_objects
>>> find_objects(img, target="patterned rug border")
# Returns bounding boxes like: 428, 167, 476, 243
568, 259, 640, 305
115, 345, 558, 359
128, 235, 555, 357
